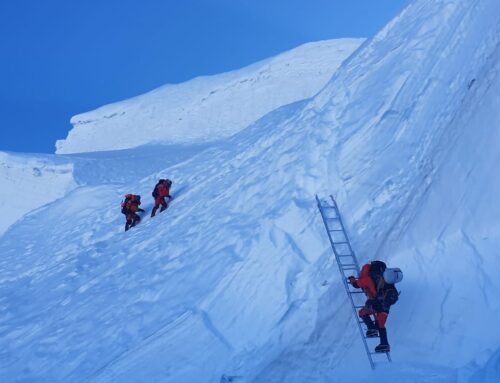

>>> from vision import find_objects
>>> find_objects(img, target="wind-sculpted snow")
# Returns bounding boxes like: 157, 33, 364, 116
0, 152, 77, 235
56, 39, 363, 154
0, 102, 335, 382
2, 0, 500, 382
0, 143, 214, 237
257, 0, 500, 380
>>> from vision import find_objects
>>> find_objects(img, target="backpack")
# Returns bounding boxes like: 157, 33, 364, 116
369, 261, 402, 306
382, 284, 399, 306
121, 198, 130, 215
152, 184, 159, 198
369, 260, 387, 292
121, 194, 141, 214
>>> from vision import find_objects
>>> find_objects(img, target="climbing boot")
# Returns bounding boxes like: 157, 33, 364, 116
375, 328, 390, 353
375, 344, 390, 353
366, 329, 378, 338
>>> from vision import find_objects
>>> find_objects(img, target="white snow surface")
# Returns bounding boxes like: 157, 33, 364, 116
0, 143, 215, 236
2, 0, 500, 382
0, 152, 77, 235
55, 39, 363, 154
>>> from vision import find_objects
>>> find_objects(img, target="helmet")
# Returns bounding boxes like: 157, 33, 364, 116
166, 179, 172, 186
383, 268, 403, 284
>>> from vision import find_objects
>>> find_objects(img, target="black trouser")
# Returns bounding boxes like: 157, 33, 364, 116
359, 298, 390, 345
125, 214, 141, 231
362, 315, 376, 329
151, 197, 168, 217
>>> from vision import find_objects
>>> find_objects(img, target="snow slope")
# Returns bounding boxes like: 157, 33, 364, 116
5, 38, 360, 235
55, 39, 363, 154
0, 152, 77, 235
256, 0, 500, 380
2, 0, 500, 382
0, 143, 213, 236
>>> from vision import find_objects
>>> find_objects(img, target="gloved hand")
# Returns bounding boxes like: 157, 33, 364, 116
348, 276, 356, 284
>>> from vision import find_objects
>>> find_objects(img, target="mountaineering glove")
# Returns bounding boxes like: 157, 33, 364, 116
348, 276, 360, 289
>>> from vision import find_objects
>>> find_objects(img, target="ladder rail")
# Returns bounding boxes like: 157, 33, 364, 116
316, 194, 391, 370
329, 197, 360, 269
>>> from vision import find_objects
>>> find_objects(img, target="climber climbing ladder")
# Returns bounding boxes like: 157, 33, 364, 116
316, 195, 391, 370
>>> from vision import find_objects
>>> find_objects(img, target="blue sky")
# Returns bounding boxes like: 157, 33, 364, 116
0, 0, 410, 153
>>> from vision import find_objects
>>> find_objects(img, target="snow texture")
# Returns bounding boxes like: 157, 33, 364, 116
56, 39, 363, 154
2, 0, 500, 382
0, 152, 77, 235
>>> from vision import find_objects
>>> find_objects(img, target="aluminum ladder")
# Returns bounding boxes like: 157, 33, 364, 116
316, 195, 391, 370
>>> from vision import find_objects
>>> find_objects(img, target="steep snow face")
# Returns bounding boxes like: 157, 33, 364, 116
1, 101, 332, 383
2, 1, 500, 383
257, 0, 500, 380
55, 39, 363, 154
0, 152, 77, 235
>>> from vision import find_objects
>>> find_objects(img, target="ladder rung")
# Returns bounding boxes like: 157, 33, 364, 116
349, 291, 365, 294
369, 352, 389, 355
338, 253, 353, 257
328, 229, 343, 232
341, 263, 356, 267
333, 241, 348, 245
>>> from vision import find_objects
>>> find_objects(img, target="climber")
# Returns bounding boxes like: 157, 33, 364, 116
151, 179, 172, 217
121, 194, 144, 231
348, 261, 402, 353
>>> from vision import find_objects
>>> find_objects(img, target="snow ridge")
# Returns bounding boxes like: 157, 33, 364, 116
2, 0, 500, 382
56, 39, 363, 154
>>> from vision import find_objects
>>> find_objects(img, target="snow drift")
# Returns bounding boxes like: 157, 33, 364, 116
2, 0, 500, 382
55, 39, 363, 154
0, 152, 76, 235
4, 40, 360, 237
0, 143, 217, 236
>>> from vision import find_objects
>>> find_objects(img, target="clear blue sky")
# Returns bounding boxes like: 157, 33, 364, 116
0, 0, 410, 153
